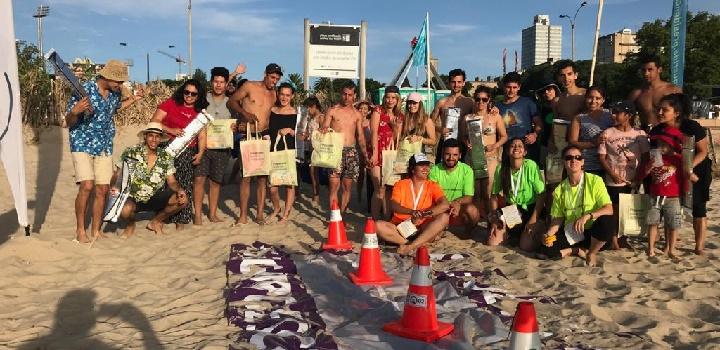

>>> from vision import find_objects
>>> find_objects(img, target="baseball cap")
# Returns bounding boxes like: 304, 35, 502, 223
407, 92, 422, 103
610, 100, 636, 115
385, 85, 400, 94
649, 126, 683, 153
408, 153, 432, 167
265, 63, 283, 76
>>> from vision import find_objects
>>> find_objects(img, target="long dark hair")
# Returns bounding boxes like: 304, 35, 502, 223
171, 79, 209, 112
500, 137, 525, 198
659, 93, 692, 122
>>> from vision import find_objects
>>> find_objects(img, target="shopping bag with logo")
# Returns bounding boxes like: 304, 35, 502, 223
206, 119, 234, 149
269, 135, 298, 186
392, 138, 422, 174
618, 193, 649, 237
310, 129, 344, 168
382, 139, 401, 186
240, 122, 271, 177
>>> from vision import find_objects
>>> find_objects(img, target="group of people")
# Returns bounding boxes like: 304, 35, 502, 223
65, 55, 712, 265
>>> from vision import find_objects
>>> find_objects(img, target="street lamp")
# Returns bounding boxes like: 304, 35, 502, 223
559, 1, 587, 61
187, 0, 193, 77
32, 5, 50, 55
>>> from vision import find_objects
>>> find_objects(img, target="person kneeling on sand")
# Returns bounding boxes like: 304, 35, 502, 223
376, 154, 450, 255
112, 123, 188, 237
540, 145, 613, 266
488, 138, 546, 251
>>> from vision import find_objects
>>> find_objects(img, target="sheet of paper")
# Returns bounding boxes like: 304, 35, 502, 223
564, 220, 585, 246
397, 219, 418, 239
500, 204, 522, 229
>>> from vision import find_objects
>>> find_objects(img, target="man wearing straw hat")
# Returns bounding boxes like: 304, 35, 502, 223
111, 122, 188, 238
65, 59, 142, 243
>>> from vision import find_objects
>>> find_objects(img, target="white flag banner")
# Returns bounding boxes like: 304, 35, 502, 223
0, 0, 29, 229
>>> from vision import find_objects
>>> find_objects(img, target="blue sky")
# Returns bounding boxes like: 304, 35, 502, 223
11, 0, 720, 84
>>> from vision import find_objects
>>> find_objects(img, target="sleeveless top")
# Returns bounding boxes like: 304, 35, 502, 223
578, 110, 613, 171
269, 111, 297, 151
369, 107, 403, 164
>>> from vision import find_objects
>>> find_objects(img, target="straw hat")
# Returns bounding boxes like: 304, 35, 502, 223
138, 122, 169, 141
98, 59, 129, 82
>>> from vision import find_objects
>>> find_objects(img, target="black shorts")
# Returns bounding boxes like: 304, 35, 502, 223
134, 189, 174, 213
692, 159, 712, 218
606, 185, 632, 205
194, 148, 231, 183
506, 203, 536, 246
539, 214, 613, 259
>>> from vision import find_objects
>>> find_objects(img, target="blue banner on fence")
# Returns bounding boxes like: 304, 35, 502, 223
669, 0, 687, 86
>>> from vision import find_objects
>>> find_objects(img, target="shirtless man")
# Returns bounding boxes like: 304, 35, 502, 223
321, 82, 368, 212
628, 55, 682, 130
227, 63, 282, 225
554, 60, 587, 122
430, 68, 474, 160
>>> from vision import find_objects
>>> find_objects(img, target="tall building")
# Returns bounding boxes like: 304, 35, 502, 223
521, 15, 562, 70
597, 28, 640, 64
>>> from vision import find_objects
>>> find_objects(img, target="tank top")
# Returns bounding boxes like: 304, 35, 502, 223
578, 110, 613, 171
268, 111, 297, 151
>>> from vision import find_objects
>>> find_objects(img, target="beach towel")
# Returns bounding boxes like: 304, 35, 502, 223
310, 130, 344, 169
240, 122, 271, 177
269, 135, 297, 186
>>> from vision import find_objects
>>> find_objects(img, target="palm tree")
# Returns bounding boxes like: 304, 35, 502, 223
287, 73, 307, 106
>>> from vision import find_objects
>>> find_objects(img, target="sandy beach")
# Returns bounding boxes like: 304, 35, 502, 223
1, 125, 719, 349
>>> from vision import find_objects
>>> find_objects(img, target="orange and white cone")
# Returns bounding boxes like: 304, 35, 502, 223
321, 200, 352, 251
383, 246, 454, 342
508, 301, 542, 350
348, 218, 393, 286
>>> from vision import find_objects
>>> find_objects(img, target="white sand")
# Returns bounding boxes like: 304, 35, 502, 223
1, 125, 719, 349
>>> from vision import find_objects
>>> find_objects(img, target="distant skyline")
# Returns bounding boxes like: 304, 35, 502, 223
11, 0, 720, 84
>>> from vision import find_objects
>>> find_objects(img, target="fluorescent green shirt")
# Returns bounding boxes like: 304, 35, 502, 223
429, 162, 474, 202
492, 159, 545, 210
550, 172, 611, 228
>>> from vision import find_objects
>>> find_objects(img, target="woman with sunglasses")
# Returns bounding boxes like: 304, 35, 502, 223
488, 138, 545, 251
541, 145, 614, 266
459, 86, 507, 215
567, 86, 613, 176
151, 79, 209, 229
368, 86, 403, 219
399, 92, 437, 160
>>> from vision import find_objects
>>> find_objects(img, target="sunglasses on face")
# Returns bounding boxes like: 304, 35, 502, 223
474, 97, 490, 103
184, 90, 199, 97
564, 155, 584, 161
406, 100, 419, 105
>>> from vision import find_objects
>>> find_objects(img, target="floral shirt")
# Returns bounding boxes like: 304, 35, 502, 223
66, 80, 122, 156
120, 144, 176, 203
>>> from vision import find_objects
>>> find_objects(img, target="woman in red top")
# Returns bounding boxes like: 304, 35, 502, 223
151, 79, 209, 228
368, 86, 403, 219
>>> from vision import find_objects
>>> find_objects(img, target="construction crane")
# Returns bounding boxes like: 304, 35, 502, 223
157, 50, 187, 76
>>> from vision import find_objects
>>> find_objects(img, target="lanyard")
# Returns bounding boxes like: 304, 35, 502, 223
564, 173, 585, 215
510, 164, 524, 200
410, 181, 426, 210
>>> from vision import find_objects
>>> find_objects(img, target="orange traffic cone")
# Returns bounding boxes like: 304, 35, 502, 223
322, 200, 352, 251
508, 301, 542, 350
383, 246, 454, 342
348, 218, 393, 286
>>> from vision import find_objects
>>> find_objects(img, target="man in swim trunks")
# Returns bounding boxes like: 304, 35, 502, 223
628, 54, 682, 130
227, 63, 281, 225
321, 82, 368, 212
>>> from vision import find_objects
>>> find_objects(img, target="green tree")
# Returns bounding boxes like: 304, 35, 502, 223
630, 11, 720, 98
191, 68, 208, 89
287, 73, 307, 106
16, 41, 54, 127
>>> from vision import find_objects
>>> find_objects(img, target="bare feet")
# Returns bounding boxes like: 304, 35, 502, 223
668, 251, 679, 260
209, 215, 225, 223
586, 253, 598, 267
147, 221, 165, 235
121, 223, 136, 239
233, 217, 249, 226
75, 231, 91, 243
647, 248, 656, 257
193, 215, 203, 226
662, 245, 669, 255
175, 223, 185, 231
312, 195, 320, 205
397, 244, 415, 256
91, 231, 107, 240
278, 215, 290, 225
694, 248, 704, 256
576, 248, 587, 259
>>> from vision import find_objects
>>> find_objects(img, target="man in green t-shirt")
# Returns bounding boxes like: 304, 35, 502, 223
429, 138, 480, 236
